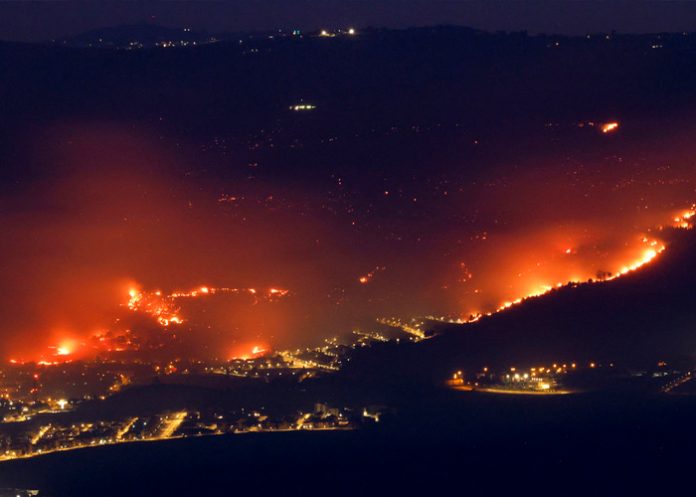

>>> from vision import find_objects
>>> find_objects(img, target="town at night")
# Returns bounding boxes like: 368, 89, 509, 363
2, 1, 696, 495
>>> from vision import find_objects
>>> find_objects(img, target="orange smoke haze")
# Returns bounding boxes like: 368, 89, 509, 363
3, 118, 696, 362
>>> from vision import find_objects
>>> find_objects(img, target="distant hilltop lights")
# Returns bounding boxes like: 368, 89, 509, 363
290, 103, 316, 111
318, 28, 357, 37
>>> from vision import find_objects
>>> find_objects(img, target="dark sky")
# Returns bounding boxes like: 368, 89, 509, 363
2, 1, 696, 42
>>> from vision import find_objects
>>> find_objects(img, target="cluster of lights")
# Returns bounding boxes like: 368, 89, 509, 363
319, 28, 356, 37
449, 362, 608, 394
289, 104, 316, 111
376, 317, 428, 340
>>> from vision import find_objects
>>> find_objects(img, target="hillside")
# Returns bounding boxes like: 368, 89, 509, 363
343, 227, 696, 382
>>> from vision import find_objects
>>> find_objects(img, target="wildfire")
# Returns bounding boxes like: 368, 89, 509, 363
459, 226, 676, 325
8, 191, 696, 368
268, 288, 289, 297
251, 346, 266, 355
125, 284, 291, 330
672, 207, 696, 229
230, 343, 269, 360
127, 287, 183, 327
601, 121, 619, 133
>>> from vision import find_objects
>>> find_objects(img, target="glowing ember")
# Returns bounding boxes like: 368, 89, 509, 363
672, 207, 696, 229
601, 121, 619, 133
268, 288, 289, 297
358, 266, 386, 284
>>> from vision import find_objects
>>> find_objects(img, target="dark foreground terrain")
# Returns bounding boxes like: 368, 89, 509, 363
1, 390, 695, 496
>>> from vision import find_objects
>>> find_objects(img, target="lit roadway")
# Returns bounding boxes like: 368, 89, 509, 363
663, 371, 694, 393
450, 385, 575, 395
0, 424, 353, 463
30, 425, 51, 445
116, 417, 138, 440
159, 411, 187, 439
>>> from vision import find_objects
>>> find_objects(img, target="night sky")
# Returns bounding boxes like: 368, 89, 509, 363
3, 1, 696, 42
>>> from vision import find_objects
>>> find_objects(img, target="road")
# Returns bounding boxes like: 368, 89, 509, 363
663, 371, 694, 393
159, 411, 187, 439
